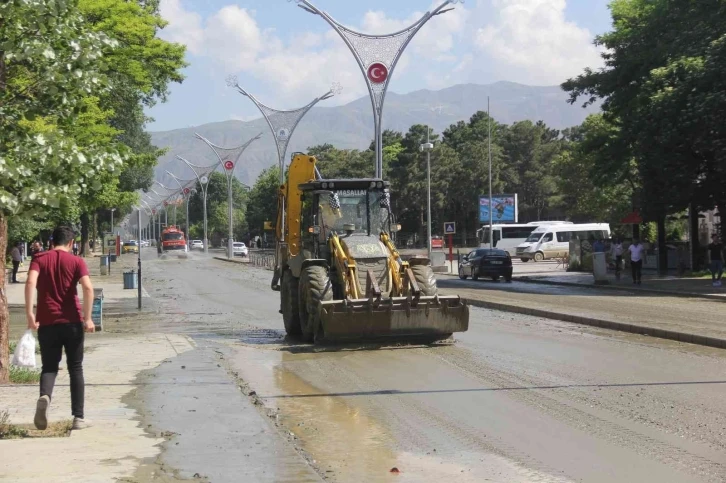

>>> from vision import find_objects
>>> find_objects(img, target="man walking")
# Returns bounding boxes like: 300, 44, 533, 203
628, 238, 646, 285
10, 242, 23, 283
708, 233, 724, 287
25, 226, 95, 431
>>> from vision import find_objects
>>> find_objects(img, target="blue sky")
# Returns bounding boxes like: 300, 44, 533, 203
149, 0, 612, 132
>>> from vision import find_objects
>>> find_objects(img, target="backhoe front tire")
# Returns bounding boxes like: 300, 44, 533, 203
411, 264, 438, 296
299, 265, 333, 343
281, 270, 301, 337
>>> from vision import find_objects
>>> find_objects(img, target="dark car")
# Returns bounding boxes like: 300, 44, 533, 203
458, 248, 513, 282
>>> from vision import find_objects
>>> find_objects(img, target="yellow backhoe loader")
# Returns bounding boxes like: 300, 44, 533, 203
271, 153, 469, 343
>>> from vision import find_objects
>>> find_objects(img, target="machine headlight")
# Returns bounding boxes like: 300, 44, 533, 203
376, 181, 383, 188
322, 182, 328, 189
370, 181, 377, 188
328, 182, 334, 188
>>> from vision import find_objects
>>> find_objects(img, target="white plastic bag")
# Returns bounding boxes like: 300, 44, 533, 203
11, 330, 36, 368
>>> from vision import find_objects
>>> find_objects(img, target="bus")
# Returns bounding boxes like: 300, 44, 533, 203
477, 221, 572, 256
516, 223, 611, 262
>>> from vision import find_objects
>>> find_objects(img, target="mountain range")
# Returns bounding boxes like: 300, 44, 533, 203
150, 81, 599, 187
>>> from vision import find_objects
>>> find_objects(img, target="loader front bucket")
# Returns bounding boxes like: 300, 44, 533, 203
318, 295, 469, 342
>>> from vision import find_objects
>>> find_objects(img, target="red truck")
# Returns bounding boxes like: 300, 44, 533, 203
160, 226, 187, 253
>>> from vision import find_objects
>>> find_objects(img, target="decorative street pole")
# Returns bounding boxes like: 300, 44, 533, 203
177, 156, 217, 254
295, 0, 460, 178
226, 76, 336, 185
166, 171, 198, 249
195, 132, 262, 259
226, 77, 336, 287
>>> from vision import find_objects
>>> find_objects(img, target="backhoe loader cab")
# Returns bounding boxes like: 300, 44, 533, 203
275, 154, 469, 344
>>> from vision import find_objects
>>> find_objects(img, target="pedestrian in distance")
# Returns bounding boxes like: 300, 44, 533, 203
10, 242, 23, 283
628, 238, 646, 285
30, 241, 42, 260
708, 233, 724, 287
25, 226, 95, 431
72, 241, 79, 256
611, 238, 624, 281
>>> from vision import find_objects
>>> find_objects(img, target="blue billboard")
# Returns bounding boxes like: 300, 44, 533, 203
479, 194, 518, 223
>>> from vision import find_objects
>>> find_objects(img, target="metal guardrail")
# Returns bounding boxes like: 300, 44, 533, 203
249, 250, 276, 271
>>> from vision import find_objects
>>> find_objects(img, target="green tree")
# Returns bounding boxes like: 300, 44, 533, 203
0, 0, 125, 383
74, 0, 186, 253
562, 0, 726, 245
553, 116, 633, 223
247, 166, 281, 238
501, 120, 562, 221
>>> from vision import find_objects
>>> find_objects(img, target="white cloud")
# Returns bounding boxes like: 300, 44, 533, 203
473, 0, 603, 84
158, 0, 602, 105
158, 0, 204, 54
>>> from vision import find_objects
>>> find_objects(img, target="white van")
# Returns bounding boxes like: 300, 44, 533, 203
477, 221, 573, 256
516, 223, 611, 262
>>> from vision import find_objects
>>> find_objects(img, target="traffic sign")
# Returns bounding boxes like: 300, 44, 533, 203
163, 201, 168, 207
367, 62, 388, 84
223, 160, 234, 171
444, 222, 456, 234
183, 187, 190, 195
152, 209, 157, 215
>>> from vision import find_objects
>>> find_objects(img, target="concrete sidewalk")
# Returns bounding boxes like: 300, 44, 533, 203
439, 278, 726, 350
512, 270, 726, 302
0, 333, 195, 482
5, 253, 155, 321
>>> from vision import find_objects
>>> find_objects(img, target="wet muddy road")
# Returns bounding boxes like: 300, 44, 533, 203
139, 251, 726, 482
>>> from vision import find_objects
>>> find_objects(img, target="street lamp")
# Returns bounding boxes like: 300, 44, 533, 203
176, 156, 217, 254
166, 171, 197, 249
227, 77, 336, 185
227, 77, 336, 287
195, 132, 262, 259
110, 208, 116, 235
420, 130, 434, 262
294, 0, 459, 178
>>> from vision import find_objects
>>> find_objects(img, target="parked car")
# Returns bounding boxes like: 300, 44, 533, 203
232, 242, 248, 257
458, 248, 512, 282
190, 239, 203, 250
122, 240, 139, 254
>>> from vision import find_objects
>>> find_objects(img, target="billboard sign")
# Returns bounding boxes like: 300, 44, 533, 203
479, 194, 518, 223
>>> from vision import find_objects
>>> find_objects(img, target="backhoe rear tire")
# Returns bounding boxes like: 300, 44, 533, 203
299, 265, 333, 343
281, 270, 301, 337
411, 264, 438, 296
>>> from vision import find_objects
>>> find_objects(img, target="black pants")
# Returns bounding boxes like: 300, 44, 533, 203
12, 261, 20, 282
38, 323, 85, 418
631, 259, 643, 282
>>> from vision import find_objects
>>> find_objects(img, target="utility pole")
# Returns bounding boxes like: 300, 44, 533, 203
420, 128, 434, 261
488, 96, 493, 249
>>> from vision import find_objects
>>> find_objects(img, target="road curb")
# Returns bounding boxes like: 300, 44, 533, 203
463, 297, 726, 350
213, 256, 249, 264
512, 276, 726, 303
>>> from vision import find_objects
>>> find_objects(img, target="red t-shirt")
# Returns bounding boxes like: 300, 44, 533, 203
29, 250, 89, 326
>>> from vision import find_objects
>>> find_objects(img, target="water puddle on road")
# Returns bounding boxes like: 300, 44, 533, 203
227, 345, 556, 482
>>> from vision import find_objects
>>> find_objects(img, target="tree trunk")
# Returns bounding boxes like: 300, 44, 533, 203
80, 212, 91, 256
0, 5, 11, 384
689, 203, 700, 271
92, 211, 98, 254
0, 213, 10, 383
657, 214, 668, 276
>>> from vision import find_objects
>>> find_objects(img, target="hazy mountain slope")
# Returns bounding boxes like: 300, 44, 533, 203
150, 81, 598, 187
